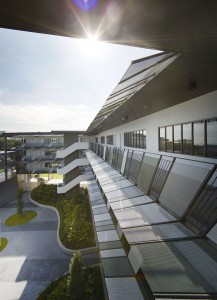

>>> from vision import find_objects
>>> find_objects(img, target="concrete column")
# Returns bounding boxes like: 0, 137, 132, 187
26, 174, 30, 191
37, 174, 39, 186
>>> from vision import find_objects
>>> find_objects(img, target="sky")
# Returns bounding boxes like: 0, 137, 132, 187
0, 28, 159, 132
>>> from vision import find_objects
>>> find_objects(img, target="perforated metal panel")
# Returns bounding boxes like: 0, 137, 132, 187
116, 149, 124, 172
149, 156, 174, 200
128, 151, 143, 183
185, 168, 217, 235
123, 150, 133, 177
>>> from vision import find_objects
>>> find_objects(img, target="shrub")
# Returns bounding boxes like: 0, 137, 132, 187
17, 188, 24, 216
31, 184, 59, 203
67, 252, 83, 300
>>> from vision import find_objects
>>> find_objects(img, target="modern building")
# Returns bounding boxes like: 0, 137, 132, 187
0, 1, 217, 299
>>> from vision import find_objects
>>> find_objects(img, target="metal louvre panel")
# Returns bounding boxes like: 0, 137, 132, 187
123, 150, 133, 177
135, 240, 217, 295
128, 151, 143, 184
185, 168, 217, 235
111, 68, 150, 95
123, 222, 195, 244
207, 223, 217, 244
110, 195, 153, 211
121, 53, 168, 82
105, 277, 144, 300
114, 203, 175, 229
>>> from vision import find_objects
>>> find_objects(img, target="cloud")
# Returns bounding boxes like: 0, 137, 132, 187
0, 103, 98, 132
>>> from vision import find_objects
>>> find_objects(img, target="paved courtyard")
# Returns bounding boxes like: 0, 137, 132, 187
0, 192, 70, 300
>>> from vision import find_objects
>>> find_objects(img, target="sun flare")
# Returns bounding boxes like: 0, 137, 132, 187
79, 34, 103, 57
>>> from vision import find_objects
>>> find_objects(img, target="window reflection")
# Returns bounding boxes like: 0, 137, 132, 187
124, 130, 146, 149
207, 119, 217, 158
159, 127, 166, 151
106, 135, 113, 145
159, 118, 217, 158
183, 123, 192, 155
174, 125, 181, 153
166, 126, 173, 152
193, 121, 205, 156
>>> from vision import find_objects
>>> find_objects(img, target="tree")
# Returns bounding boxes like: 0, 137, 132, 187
17, 188, 24, 216
67, 252, 84, 300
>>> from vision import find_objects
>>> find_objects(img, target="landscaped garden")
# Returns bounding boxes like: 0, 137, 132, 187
37, 252, 105, 300
5, 188, 37, 226
31, 184, 96, 250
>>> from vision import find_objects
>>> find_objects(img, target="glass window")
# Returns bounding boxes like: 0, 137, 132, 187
101, 136, 105, 144
166, 126, 173, 152
95, 137, 98, 143
124, 130, 146, 149
143, 130, 147, 149
174, 125, 182, 153
193, 121, 205, 156
183, 123, 192, 155
159, 127, 166, 151
106, 135, 113, 145
207, 119, 217, 158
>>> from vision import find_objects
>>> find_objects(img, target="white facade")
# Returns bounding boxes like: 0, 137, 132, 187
94, 90, 217, 164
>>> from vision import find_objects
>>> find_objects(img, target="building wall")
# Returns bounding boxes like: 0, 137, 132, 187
0, 177, 18, 207
96, 90, 217, 164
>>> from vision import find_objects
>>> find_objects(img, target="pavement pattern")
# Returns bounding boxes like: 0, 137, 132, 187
0, 192, 71, 300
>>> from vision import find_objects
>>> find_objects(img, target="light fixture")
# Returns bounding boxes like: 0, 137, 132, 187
121, 115, 128, 121
189, 81, 197, 90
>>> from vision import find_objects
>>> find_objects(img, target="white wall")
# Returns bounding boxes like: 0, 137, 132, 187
96, 90, 217, 163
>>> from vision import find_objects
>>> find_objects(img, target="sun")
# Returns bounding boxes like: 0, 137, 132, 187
79, 34, 103, 57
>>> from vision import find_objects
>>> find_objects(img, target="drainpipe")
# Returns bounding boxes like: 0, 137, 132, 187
4, 136, 7, 181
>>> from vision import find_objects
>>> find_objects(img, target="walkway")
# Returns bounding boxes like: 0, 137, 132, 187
0, 192, 70, 300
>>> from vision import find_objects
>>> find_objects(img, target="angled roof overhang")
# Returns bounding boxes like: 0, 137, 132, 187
86, 52, 178, 134
0, 1, 217, 56
86, 52, 217, 135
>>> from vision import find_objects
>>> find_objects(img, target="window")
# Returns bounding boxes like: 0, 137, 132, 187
159, 127, 166, 151
106, 135, 113, 145
124, 130, 146, 149
166, 126, 173, 152
101, 136, 105, 144
95, 137, 98, 143
207, 119, 217, 158
193, 121, 205, 156
183, 123, 192, 155
159, 117, 217, 158
174, 125, 182, 153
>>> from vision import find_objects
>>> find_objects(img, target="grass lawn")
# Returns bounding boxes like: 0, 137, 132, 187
5, 210, 37, 226
0, 238, 8, 252
40, 173, 63, 179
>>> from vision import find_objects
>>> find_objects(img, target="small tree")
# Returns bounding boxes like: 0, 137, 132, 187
17, 188, 24, 216
67, 252, 84, 300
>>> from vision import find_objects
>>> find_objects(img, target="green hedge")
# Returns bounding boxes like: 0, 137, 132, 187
36, 264, 104, 300
31, 185, 95, 249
